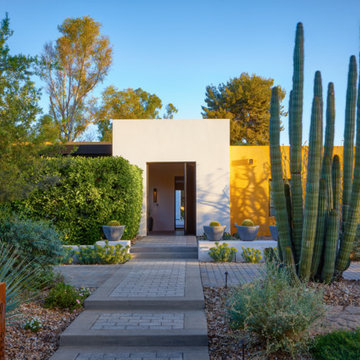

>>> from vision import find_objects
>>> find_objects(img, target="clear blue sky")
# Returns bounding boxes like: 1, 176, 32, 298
3, 0, 360, 144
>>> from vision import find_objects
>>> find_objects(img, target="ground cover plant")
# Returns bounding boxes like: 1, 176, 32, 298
209, 242, 237, 262
241, 247, 262, 263
13, 156, 142, 245
311, 328, 360, 360
270, 22, 360, 282
227, 262, 325, 358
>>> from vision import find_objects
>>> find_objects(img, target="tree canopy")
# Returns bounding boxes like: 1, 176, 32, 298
40, 16, 112, 142
0, 14, 43, 202
95, 86, 178, 141
202, 73, 286, 145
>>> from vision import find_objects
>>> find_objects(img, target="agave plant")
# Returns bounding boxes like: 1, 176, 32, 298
270, 23, 360, 282
0, 243, 40, 322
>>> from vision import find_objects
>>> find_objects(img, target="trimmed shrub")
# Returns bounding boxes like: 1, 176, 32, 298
14, 156, 142, 245
209, 242, 237, 262
209, 221, 221, 226
107, 220, 121, 226
0, 216, 64, 268
227, 262, 324, 357
241, 219, 254, 226
311, 329, 360, 360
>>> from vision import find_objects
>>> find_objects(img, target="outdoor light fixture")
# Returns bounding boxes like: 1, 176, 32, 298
153, 188, 157, 203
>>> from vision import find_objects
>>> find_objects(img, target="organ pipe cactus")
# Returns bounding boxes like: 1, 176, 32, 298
269, 22, 360, 282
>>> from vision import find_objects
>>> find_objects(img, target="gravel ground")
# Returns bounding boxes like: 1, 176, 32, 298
204, 279, 360, 360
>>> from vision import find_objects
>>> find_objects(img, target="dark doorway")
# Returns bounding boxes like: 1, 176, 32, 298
174, 176, 185, 229
185, 162, 196, 235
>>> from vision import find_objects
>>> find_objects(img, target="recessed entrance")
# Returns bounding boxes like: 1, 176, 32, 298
147, 162, 196, 235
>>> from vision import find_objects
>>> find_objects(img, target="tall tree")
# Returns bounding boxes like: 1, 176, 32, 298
0, 14, 43, 201
95, 86, 178, 141
202, 73, 286, 145
40, 16, 112, 142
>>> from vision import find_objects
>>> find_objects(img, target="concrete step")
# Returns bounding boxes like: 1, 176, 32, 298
59, 310, 208, 347
50, 345, 209, 360
131, 252, 198, 259
131, 246, 198, 253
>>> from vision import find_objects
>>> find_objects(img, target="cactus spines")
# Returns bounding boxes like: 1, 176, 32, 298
299, 94, 323, 280
321, 209, 340, 283
269, 87, 294, 265
342, 56, 357, 225
290, 22, 305, 264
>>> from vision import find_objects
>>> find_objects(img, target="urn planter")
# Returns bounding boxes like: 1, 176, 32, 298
102, 225, 125, 241
235, 223, 259, 241
269, 225, 279, 241
203, 225, 226, 241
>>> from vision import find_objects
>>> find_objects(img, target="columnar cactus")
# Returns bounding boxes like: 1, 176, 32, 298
269, 23, 360, 282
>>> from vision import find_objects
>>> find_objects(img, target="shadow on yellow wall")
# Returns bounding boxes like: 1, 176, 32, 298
230, 146, 344, 236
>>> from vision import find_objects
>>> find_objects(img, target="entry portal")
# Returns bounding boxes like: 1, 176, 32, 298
147, 162, 196, 235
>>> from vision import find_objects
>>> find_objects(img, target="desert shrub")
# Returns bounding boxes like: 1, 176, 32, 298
0, 216, 64, 269
0, 243, 41, 322
241, 247, 262, 263
13, 156, 142, 245
209, 242, 237, 262
209, 221, 221, 226
311, 329, 360, 360
350, 224, 360, 261
264, 247, 280, 263
241, 219, 254, 226
44, 282, 91, 311
227, 262, 325, 357
60, 247, 75, 264
75, 241, 131, 264
222, 232, 234, 240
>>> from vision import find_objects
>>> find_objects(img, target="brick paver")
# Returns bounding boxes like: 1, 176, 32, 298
111, 261, 186, 297
76, 352, 183, 360
92, 313, 184, 330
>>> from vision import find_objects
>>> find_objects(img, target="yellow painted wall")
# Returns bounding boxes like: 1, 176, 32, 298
230, 146, 344, 236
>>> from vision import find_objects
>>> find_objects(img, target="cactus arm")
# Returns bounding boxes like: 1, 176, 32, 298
290, 23, 305, 264
321, 209, 340, 283
269, 87, 294, 265
299, 93, 323, 281
336, 56, 360, 273
332, 155, 341, 213
342, 56, 357, 225
310, 178, 327, 278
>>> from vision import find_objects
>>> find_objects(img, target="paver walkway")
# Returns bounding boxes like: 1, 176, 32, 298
51, 236, 209, 360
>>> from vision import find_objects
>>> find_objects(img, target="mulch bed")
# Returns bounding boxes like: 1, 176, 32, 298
5, 296, 84, 360
204, 279, 360, 360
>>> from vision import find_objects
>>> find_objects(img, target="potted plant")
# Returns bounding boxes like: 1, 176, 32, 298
203, 221, 226, 241
102, 220, 125, 241
235, 219, 259, 241
269, 217, 279, 241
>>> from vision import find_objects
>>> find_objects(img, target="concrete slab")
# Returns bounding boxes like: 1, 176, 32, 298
50, 346, 209, 360
85, 260, 204, 310
59, 310, 208, 347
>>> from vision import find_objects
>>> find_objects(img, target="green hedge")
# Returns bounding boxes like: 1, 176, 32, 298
14, 156, 142, 245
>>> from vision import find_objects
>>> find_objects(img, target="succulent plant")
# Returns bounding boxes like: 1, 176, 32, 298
209, 221, 221, 226
106, 220, 121, 226
241, 219, 255, 227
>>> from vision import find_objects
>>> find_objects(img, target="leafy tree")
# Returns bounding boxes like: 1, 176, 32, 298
0, 14, 42, 202
40, 16, 112, 142
202, 73, 286, 145
95, 86, 178, 141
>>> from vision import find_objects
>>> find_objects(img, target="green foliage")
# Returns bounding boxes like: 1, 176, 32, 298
202, 73, 286, 145
241, 247, 262, 263
60, 247, 75, 264
311, 329, 360, 360
241, 219, 254, 226
222, 232, 234, 240
107, 220, 121, 226
14, 156, 142, 244
95, 86, 178, 141
209, 242, 237, 262
0, 243, 41, 322
227, 262, 325, 357
209, 221, 221, 226
0, 216, 64, 269
23, 317, 43, 332
264, 247, 280, 263
44, 282, 91, 311
75, 241, 131, 264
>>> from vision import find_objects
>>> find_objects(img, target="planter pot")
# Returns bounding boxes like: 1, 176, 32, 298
102, 225, 125, 241
235, 224, 259, 241
203, 225, 226, 241
269, 225, 279, 241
